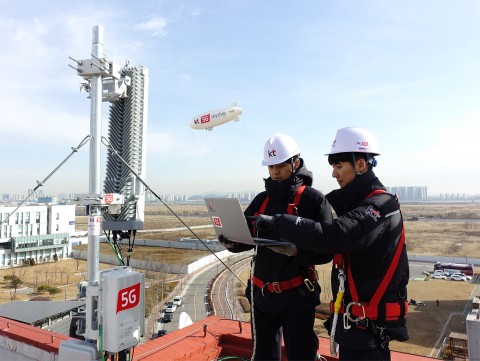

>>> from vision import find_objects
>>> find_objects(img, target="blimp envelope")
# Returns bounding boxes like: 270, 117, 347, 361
189, 102, 243, 130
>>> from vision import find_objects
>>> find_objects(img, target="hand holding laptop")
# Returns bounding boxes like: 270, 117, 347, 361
254, 214, 276, 232
218, 235, 238, 249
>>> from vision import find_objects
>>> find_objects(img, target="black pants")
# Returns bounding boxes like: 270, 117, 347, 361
339, 345, 391, 361
251, 305, 318, 361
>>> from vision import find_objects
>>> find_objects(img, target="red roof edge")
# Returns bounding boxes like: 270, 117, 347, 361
134, 316, 436, 361
0, 317, 72, 353
0, 315, 436, 361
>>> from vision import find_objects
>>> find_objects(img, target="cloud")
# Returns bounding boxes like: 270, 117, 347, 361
134, 16, 167, 37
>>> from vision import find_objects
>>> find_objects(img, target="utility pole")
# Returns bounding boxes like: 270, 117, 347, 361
60, 24, 147, 360
87, 26, 103, 285
68, 25, 130, 342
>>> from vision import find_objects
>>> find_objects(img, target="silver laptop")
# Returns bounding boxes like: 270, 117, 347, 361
204, 197, 290, 246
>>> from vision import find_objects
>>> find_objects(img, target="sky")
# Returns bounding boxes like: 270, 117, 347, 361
1, 0, 479, 198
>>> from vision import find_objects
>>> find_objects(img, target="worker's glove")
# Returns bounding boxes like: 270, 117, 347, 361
267, 244, 298, 257
254, 215, 276, 232
218, 235, 238, 249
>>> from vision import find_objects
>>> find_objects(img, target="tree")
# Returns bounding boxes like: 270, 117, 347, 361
37, 284, 50, 294
36, 284, 61, 296
4, 275, 24, 300
48, 286, 61, 296
4, 267, 30, 300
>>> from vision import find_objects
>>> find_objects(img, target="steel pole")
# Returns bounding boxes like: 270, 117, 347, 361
87, 25, 103, 284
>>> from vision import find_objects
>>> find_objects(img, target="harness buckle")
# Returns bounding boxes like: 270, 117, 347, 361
304, 278, 315, 292
271, 282, 282, 293
343, 312, 352, 330
345, 301, 366, 323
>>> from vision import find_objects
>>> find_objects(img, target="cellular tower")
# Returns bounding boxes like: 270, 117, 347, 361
61, 25, 148, 360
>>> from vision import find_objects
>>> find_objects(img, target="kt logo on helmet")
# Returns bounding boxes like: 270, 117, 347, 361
268, 149, 277, 157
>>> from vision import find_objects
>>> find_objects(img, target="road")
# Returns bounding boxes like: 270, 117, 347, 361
409, 261, 435, 278
154, 252, 251, 337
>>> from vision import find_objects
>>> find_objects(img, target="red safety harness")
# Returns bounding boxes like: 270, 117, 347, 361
254, 185, 306, 221
251, 185, 317, 294
330, 190, 408, 322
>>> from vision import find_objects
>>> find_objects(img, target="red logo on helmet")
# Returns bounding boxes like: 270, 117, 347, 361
201, 114, 211, 124
357, 141, 369, 146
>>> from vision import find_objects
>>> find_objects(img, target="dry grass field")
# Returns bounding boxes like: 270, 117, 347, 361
0, 202, 478, 357
75, 202, 480, 258
0, 258, 104, 304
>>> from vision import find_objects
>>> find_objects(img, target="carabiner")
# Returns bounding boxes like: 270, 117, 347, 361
345, 301, 366, 323
304, 278, 315, 292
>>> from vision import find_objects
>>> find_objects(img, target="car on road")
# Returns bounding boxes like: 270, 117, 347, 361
457, 273, 472, 281
162, 312, 173, 323
173, 296, 183, 306
165, 302, 177, 313
157, 329, 167, 337
151, 329, 168, 339
449, 274, 467, 282
432, 273, 448, 280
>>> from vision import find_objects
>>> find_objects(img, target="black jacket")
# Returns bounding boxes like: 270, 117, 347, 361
227, 159, 333, 312
274, 170, 409, 346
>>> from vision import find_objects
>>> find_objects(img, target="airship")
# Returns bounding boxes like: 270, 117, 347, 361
189, 102, 243, 131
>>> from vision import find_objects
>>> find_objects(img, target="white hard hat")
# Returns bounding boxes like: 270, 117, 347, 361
326, 126, 380, 156
262, 133, 300, 166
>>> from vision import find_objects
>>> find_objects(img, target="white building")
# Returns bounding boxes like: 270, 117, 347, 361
0, 204, 75, 267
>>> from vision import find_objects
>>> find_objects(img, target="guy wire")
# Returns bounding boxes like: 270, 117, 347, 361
101, 136, 248, 288
1, 134, 92, 226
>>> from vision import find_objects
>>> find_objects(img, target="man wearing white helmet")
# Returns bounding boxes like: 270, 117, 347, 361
219, 133, 333, 360
255, 127, 409, 361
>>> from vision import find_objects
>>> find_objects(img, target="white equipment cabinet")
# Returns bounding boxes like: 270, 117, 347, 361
99, 267, 145, 353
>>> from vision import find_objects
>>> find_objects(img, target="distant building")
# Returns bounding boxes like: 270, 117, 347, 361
37, 196, 59, 204
387, 186, 428, 201
0, 204, 75, 267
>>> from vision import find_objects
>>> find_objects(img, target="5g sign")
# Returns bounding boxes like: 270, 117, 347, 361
116, 282, 141, 313
99, 267, 145, 352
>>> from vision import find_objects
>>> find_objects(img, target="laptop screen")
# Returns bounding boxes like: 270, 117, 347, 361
204, 197, 289, 246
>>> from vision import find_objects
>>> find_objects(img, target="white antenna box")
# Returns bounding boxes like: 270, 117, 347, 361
99, 267, 145, 353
